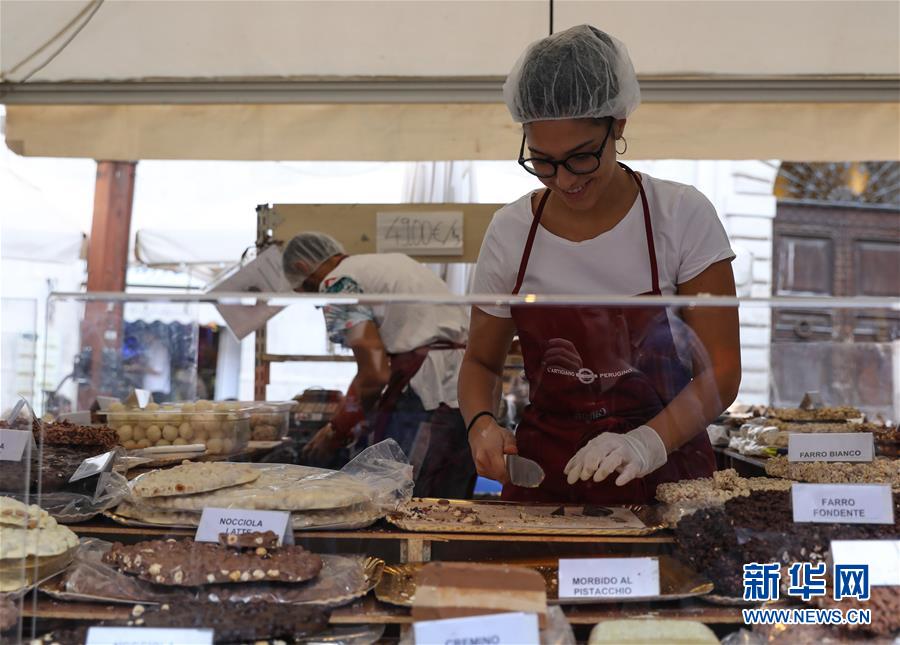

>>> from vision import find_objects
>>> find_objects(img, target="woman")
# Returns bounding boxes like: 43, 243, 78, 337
459, 25, 741, 504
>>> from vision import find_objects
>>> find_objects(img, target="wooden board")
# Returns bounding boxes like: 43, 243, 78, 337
70, 518, 674, 544
21, 594, 746, 626
388, 499, 664, 536
375, 557, 712, 607
271, 203, 501, 263
329, 595, 748, 625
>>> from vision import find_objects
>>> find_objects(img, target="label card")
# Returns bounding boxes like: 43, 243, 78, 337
792, 483, 894, 524
86, 626, 213, 645
0, 429, 33, 462
59, 411, 93, 425
195, 507, 293, 545
413, 612, 539, 645
69, 450, 117, 483
558, 557, 660, 600
376, 211, 464, 256
788, 433, 874, 462
95, 396, 121, 411
831, 540, 900, 586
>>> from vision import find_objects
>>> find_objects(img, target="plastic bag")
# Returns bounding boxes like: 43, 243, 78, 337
31, 471, 130, 524
340, 439, 414, 512
202, 554, 379, 608
114, 498, 383, 532
117, 439, 412, 531
300, 624, 385, 645
58, 538, 190, 604
55, 539, 377, 609
706, 423, 730, 447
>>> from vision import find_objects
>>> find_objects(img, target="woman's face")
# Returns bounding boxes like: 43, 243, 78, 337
524, 118, 622, 212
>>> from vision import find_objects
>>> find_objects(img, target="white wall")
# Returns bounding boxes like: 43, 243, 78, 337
2, 1, 897, 81
626, 159, 777, 405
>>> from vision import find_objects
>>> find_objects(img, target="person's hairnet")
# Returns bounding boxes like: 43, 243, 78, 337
503, 25, 640, 123
282, 232, 345, 288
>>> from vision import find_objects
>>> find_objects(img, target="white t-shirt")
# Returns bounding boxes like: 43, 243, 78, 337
321, 254, 468, 411
472, 174, 735, 317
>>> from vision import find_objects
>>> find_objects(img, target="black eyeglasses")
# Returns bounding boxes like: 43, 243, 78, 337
518, 118, 615, 179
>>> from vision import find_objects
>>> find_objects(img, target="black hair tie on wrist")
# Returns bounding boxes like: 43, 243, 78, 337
466, 411, 496, 434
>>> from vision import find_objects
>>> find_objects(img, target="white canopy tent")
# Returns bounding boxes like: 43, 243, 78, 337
134, 228, 252, 283
1, 0, 897, 161
0, 165, 86, 263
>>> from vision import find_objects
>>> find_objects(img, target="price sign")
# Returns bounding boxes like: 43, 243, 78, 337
376, 211, 464, 256
788, 433, 874, 462
792, 483, 894, 524
0, 429, 33, 462
69, 450, 116, 483
196, 507, 293, 545
413, 612, 539, 645
558, 558, 660, 600
831, 540, 900, 586
86, 627, 213, 645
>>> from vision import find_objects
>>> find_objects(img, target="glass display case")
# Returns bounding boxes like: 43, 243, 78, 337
0, 290, 895, 643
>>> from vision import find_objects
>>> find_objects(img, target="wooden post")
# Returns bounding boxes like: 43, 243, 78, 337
77, 161, 136, 409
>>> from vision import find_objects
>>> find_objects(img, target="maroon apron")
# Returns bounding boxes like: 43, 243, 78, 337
502, 164, 715, 504
370, 341, 466, 443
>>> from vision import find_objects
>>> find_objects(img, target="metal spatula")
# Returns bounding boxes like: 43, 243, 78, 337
505, 454, 545, 488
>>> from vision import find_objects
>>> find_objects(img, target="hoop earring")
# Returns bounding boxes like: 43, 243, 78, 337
616, 136, 628, 156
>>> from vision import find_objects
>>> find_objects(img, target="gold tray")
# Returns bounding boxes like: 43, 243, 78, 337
387, 498, 665, 536
375, 556, 711, 606
40, 555, 384, 608
0, 546, 77, 593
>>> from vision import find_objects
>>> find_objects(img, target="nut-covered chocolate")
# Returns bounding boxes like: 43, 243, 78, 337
103, 537, 322, 586
34, 420, 118, 450
0, 445, 110, 494
135, 601, 328, 642
33, 601, 328, 644
217, 530, 280, 550
675, 490, 900, 597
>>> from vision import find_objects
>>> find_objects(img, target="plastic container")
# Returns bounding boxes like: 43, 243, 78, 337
235, 401, 296, 441
102, 401, 250, 455
291, 389, 344, 435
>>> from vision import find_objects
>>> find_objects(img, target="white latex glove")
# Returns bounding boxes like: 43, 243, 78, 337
564, 425, 668, 487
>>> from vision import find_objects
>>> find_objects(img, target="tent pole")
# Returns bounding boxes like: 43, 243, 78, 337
78, 160, 137, 409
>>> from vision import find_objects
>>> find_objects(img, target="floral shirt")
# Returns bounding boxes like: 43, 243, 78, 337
322, 277, 376, 347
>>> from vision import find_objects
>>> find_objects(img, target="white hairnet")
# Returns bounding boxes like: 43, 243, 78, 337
282, 232, 345, 288
503, 25, 641, 123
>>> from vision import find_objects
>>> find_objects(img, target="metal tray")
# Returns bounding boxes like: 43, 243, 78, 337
40, 555, 384, 609
102, 508, 379, 532
103, 509, 196, 530
387, 498, 665, 536
375, 556, 711, 606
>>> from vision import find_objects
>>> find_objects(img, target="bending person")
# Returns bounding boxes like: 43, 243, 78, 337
283, 233, 476, 499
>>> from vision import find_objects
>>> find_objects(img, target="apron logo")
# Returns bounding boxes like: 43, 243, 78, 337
547, 366, 635, 384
